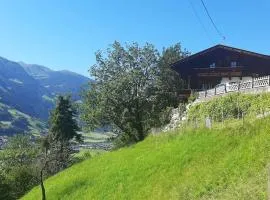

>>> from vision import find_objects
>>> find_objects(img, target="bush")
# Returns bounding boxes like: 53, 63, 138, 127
5, 166, 38, 199
188, 91, 199, 103
0, 174, 12, 200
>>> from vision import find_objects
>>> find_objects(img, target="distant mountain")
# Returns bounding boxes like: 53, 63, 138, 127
0, 102, 47, 136
21, 63, 90, 100
0, 56, 91, 135
0, 57, 53, 120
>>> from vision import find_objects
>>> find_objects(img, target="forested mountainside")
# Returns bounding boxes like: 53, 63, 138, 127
21, 63, 89, 100
0, 56, 90, 135
0, 102, 46, 136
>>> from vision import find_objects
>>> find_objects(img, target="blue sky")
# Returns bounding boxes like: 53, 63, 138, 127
0, 0, 270, 77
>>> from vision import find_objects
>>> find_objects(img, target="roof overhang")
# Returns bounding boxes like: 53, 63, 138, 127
171, 44, 270, 70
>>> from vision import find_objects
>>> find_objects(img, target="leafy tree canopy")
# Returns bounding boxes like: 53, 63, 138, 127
81, 41, 188, 146
0, 135, 38, 199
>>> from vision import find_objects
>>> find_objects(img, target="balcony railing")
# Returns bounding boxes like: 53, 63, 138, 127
198, 75, 270, 99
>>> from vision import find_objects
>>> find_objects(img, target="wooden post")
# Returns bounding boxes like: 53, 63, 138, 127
222, 106, 224, 128
205, 116, 211, 129
268, 75, 270, 86
252, 77, 254, 88
188, 76, 191, 89
214, 87, 216, 95
237, 97, 240, 119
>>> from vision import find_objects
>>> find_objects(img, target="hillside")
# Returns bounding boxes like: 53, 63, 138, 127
0, 57, 53, 120
0, 56, 90, 135
0, 102, 47, 136
23, 115, 270, 200
21, 63, 90, 100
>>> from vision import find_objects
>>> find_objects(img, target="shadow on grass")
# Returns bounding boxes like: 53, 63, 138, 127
59, 179, 93, 197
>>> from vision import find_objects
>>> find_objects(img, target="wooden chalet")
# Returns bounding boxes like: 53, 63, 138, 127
171, 44, 270, 91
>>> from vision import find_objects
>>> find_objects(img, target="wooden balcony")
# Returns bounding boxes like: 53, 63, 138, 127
193, 66, 244, 77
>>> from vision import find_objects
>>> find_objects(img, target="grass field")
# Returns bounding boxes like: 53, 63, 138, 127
74, 149, 106, 159
23, 116, 270, 200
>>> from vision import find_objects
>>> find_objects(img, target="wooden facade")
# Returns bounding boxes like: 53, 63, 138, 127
171, 45, 270, 90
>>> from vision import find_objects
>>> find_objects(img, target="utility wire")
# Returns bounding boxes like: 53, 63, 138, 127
188, 0, 214, 44
200, 0, 226, 41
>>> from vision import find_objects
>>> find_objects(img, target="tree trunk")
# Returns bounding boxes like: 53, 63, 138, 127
40, 170, 46, 200
135, 100, 144, 141
137, 121, 144, 141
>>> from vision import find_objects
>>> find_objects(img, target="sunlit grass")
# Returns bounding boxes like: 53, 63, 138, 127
23, 116, 270, 200
74, 149, 106, 159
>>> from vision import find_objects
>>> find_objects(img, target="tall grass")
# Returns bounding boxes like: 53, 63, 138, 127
189, 93, 270, 122
23, 116, 270, 200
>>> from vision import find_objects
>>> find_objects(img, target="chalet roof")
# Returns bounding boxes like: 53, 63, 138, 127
172, 44, 270, 67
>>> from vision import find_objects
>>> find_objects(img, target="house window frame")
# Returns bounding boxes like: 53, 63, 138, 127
231, 61, 237, 68
210, 62, 216, 68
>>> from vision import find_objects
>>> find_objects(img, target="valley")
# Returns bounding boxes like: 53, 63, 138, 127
0, 56, 90, 136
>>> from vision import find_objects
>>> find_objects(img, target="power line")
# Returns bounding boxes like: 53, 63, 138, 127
200, 0, 226, 41
188, 0, 214, 44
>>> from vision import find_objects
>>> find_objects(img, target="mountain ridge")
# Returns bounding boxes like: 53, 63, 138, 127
21, 62, 90, 100
0, 56, 90, 135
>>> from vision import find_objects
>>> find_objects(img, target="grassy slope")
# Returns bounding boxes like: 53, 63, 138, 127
23, 117, 270, 200
0, 102, 47, 135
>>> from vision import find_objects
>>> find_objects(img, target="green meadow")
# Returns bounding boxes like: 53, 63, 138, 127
23, 116, 270, 200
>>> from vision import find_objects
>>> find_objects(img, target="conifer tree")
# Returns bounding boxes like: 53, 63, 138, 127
49, 95, 81, 143
39, 95, 82, 200
47, 95, 82, 170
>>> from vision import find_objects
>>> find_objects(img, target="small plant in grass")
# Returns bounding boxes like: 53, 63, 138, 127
188, 91, 198, 103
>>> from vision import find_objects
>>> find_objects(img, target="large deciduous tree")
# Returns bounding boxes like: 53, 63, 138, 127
81, 41, 188, 146
157, 43, 190, 107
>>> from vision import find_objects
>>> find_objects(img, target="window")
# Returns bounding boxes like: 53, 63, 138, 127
231, 61, 237, 67
210, 62, 216, 68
